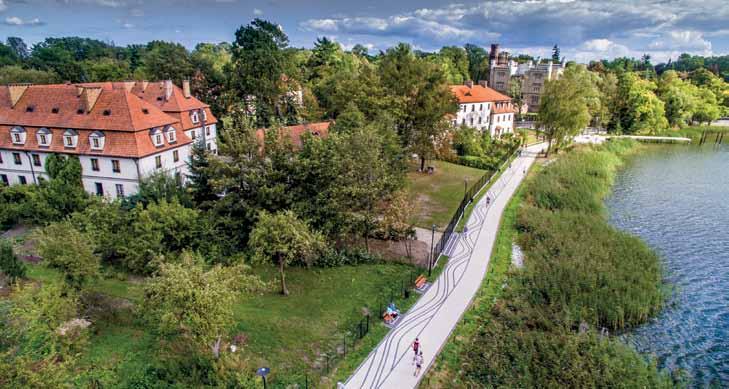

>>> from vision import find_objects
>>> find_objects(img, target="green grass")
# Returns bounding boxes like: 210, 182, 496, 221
425, 164, 531, 387
15, 261, 420, 386
406, 160, 485, 229
658, 125, 729, 142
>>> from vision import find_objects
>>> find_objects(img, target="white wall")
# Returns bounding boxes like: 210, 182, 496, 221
185, 123, 218, 154
454, 102, 491, 131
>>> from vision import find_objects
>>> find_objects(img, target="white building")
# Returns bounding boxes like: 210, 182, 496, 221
0, 80, 217, 199
450, 81, 516, 137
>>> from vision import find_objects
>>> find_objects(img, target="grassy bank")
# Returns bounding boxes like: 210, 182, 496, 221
658, 125, 729, 142
406, 160, 485, 229
9, 259, 419, 387
425, 139, 677, 388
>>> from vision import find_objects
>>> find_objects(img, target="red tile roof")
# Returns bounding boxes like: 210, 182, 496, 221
0, 84, 177, 131
77, 81, 218, 130
492, 103, 516, 114
256, 122, 331, 149
450, 85, 512, 103
0, 83, 194, 158
0, 125, 191, 158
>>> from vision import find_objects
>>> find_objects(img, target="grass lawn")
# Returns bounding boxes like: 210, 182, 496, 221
13, 260, 419, 386
406, 160, 486, 230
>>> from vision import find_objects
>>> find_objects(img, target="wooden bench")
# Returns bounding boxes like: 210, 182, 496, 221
414, 275, 427, 290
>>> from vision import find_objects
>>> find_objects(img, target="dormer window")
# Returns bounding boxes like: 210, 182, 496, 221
165, 126, 177, 143
26, 105, 35, 112
52, 107, 59, 114
63, 129, 78, 148
150, 128, 164, 147
89, 131, 105, 150
10, 127, 26, 145
191, 111, 199, 124
103, 109, 111, 116
37, 128, 52, 146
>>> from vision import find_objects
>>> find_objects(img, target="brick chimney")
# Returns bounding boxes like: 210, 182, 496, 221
164, 80, 173, 101
8, 83, 31, 108
465, 80, 474, 88
478, 80, 488, 88
80, 87, 102, 113
182, 79, 191, 99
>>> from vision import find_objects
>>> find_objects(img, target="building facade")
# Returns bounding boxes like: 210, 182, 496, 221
488, 43, 565, 113
450, 81, 515, 136
0, 80, 217, 199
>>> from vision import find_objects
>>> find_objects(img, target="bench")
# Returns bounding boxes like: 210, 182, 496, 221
383, 311, 402, 328
414, 275, 427, 289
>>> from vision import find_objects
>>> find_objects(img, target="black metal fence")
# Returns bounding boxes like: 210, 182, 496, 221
273, 267, 422, 388
432, 149, 519, 261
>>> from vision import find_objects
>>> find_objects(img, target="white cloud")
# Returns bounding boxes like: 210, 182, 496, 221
0, 0, 6, 12
122, 22, 134, 29
649, 30, 711, 53
4, 16, 43, 26
253, 8, 263, 16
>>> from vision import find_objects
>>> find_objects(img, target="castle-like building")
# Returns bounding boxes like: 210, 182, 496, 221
488, 43, 565, 113
0, 80, 217, 199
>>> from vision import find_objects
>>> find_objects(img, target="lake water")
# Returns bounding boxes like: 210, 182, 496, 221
606, 144, 729, 387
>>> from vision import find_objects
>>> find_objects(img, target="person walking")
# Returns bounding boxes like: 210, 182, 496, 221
414, 351, 424, 376
412, 338, 420, 364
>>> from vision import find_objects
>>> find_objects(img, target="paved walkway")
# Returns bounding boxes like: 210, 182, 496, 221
344, 144, 544, 389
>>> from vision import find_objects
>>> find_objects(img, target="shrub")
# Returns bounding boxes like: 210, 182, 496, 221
313, 248, 382, 268
0, 239, 26, 283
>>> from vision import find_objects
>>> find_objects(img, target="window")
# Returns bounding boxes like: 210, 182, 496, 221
13, 153, 21, 165
470, 118, 474, 126
0, 152, 3, 164
471, 105, 475, 112
205, 126, 210, 136
89, 131, 105, 150
174, 172, 182, 185
191, 130, 196, 140
478, 117, 482, 124
206, 143, 211, 151
32, 154, 41, 167
155, 155, 162, 169
191, 111, 199, 124
167, 130, 176, 143
64, 129, 78, 148
480, 104, 483, 111
112, 160, 120, 173
461, 118, 465, 125
0, 175, 7, 185
12, 133, 21, 144
19, 176, 27, 185
462, 105, 466, 112
155, 134, 163, 146
91, 158, 99, 171
95, 182, 103, 196
115, 184, 124, 198
173, 150, 179, 162
39, 134, 47, 145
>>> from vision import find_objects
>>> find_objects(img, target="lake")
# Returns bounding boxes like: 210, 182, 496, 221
606, 144, 729, 387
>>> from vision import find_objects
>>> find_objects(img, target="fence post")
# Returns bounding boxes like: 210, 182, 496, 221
366, 314, 370, 334
305, 374, 308, 389
343, 334, 347, 356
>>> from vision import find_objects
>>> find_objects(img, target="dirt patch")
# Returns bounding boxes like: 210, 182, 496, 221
368, 231, 441, 268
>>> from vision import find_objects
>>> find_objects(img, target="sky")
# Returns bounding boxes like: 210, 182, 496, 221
0, 0, 728, 64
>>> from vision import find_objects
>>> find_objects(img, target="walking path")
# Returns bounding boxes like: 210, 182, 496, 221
344, 144, 544, 389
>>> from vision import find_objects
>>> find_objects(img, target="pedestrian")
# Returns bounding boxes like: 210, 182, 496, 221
486, 196, 490, 205
414, 351, 424, 376
412, 338, 420, 364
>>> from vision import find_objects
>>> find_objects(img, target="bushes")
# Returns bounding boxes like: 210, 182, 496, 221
458, 139, 671, 387
0, 240, 26, 283
313, 248, 381, 268
450, 127, 520, 170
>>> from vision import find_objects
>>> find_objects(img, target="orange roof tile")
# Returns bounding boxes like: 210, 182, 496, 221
450, 85, 512, 103
256, 122, 331, 149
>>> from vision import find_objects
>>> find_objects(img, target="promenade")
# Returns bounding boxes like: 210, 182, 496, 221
344, 144, 544, 389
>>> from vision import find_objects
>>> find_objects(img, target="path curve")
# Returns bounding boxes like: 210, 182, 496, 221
344, 144, 544, 389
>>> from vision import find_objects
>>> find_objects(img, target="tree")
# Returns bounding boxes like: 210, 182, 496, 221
136, 41, 194, 83
39, 154, 88, 220
187, 140, 218, 208
34, 221, 99, 291
307, 37, 343, 82
6, 37, 29, 59
0, 65, 60, 84
692, 87, 721, 125
657, 70, 698, 127
140, 253, 260, 358
552, 44, 561, 63
249, 210, 323, 296
232, 19, 294, 127
464, 44, 489, 82
537, 65, 595, 156
612, 72, 668, 134
0, 239, 26, 283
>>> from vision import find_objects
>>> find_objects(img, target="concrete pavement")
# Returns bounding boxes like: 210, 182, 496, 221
344, 144, 544, 389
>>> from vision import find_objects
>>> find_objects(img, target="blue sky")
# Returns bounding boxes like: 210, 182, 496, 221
1, 0, 727, 63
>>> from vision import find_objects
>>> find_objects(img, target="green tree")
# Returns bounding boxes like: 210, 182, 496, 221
136, 40, 194, 83
6, 37, 29, 59
40, 154, 88, 220
249, 210, 323, 296
331, 102, 365, 133
0, 239, 26, 283
232, 18, 294, 127
692, 87, 722, 125
34, 221, 99, 291
140, 253, 260, 357
187, 140, 218, 208
0, 65, 60, 84
537, 65, 595, 156
657, 70, 698, 127
464, 43, 489, 82
612, 72, 668, 134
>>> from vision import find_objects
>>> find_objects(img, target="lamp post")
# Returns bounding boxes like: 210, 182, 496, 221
464, 179, 468, 199
257, 367, 270, 389
429, 224, 436, 277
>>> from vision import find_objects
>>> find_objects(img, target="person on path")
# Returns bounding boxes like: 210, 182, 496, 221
414, 351, 424, 376
412, 338, 420, 364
